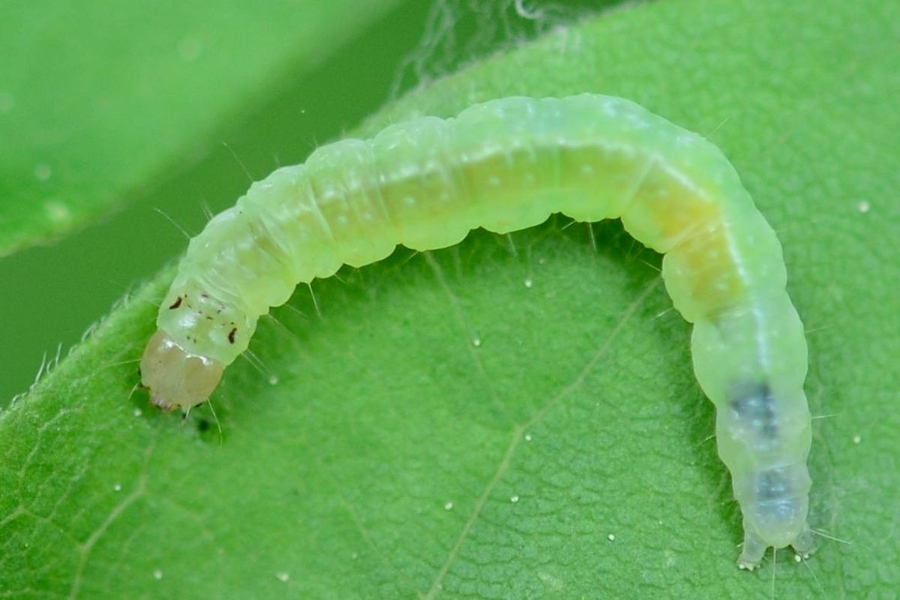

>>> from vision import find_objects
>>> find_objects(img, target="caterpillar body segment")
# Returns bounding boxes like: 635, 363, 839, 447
140, 94, 813, 568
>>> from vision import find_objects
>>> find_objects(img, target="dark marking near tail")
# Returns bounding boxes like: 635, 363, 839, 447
730, 382, 777, 439
169, 296, 183, 309
756, 468, 791, 502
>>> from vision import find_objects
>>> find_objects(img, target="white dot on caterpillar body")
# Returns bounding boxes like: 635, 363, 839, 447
471, 337, 482, 347
275, 572, 290, 582
524, 278, 533, 288
607, 533, 616, 541
153, 569, 163, 580
857, 200, 870, 213
853, 434, 861, 444
444, 501, 453, 510
510, 494, 519, 503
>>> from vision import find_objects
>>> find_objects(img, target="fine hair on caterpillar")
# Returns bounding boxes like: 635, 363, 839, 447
140, 94, 814, 569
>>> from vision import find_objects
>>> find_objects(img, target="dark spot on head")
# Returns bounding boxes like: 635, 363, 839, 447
730, 382, 777, 439
200, 293, 209, 299
196, 417, 212, 433
228, 328, 237, 345
168, 296, 183, 310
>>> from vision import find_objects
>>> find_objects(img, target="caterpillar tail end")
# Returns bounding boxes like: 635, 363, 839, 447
140, 329, 224, 411
737, 522, 815, 570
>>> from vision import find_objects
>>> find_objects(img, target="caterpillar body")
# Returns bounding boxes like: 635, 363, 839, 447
140, 94, 814, 569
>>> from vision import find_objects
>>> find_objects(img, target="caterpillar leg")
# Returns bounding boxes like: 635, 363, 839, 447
737, 529, 768, 570
737, 522, 816, 570
790, 522, 816, 560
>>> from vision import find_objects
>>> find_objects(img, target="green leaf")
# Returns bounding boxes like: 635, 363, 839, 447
0, 0, 404, 257
2, 0, 898, 598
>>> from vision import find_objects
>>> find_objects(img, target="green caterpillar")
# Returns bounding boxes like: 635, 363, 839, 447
140, 94, 814, 569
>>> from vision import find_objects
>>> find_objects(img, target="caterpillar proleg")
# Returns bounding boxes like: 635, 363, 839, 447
140, 94, 813, 569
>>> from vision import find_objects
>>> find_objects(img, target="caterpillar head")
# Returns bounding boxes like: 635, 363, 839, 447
140, 330, 224, 411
